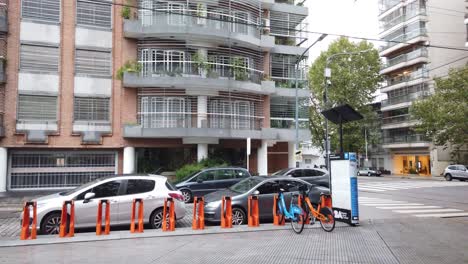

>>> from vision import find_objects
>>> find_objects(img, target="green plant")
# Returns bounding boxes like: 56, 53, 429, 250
232, 57, 248, 81
192, 51, 208, 73
408, 167, 418, 174
124, 121, 139, 126
116, 60, 141, 80
121, 5, 131, 19
174, 158, 227, 182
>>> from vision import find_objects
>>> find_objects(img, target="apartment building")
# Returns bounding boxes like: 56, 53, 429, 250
378, 0, 467, 176
0, 0, 311, 191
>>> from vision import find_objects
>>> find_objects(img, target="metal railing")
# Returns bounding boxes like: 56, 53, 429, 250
139, 60, 264, 84
379, 0, 402, 15
383, 134, 429, 144
382, 48, 428, 69
272, 78, 308, 89
381, 28, 427, 51
270, 118, 309, 129
380, 7, 426, 32
274, 0, 305, 6
381, 91, 430, 107
138, 112, 264, 130
385, 68, 428, 87
271, 22, 308, 45
382, 114, 411, 125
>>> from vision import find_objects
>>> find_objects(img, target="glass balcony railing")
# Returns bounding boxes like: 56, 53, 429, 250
270, 119, 309, 129
381, 28, 427, 51
383, 134, 429, 144
382, 114, 412, 125
274, 0, 305, 6
379, 0, 401, 15
380, 8, 426, 33
385, 68, 428, 87
381, 91, 430, 107
382, 48, 428, 70
272, 78, 308, 89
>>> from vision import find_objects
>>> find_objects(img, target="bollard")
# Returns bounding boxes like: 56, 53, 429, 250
248, 195, 259, 227
220, 196, 232, 228
321, 194, 333, 208
297, 195, 310, 224
96, 199, 111, 235
162, 197, 175, 231
273, 195, 285, 226
59, 200, 75, 237
130, 198, 144, 233
192, 196, 205, 230
20, 202, 37, 240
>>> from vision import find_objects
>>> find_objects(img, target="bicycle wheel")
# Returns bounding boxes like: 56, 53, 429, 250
291, 213, 305, 234
319, 207, 335, 232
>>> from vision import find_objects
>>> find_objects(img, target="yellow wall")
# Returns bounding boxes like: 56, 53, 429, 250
392, 155, 431, 175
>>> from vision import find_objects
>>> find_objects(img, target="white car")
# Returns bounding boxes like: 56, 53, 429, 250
23, 175, 186, 235
357, 168, 382, 176
444, 165, 468, 181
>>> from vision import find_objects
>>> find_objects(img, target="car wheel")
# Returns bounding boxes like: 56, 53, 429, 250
150, 208, 168, 229
368, 172, 371, 177
445, 174, 452, 181
180, 189, 192, 203
40, 212, 62, 235
231, 207, 246, 225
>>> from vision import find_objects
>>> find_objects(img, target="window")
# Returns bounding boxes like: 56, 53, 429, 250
215, 170, 234, 180
290, 170, 303, 178
209, 99, 254, 130
76, 0, 112, 29
197, 171, 214, 181
22, 0, 60, 23
18, 95, 57, 121
139, 96, 191, 128
235, 170, 249, 179
75, 49, 112, 77
125, 180, 155, 195
20, 44, 59, 72
78, 180, 122, 200
280, 180, 302, 192
74, 97, 110, 121
256, 181, 279, 195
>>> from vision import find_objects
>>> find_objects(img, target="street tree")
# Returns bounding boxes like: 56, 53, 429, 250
308, 37, 382, 154
410, 65, 468, 162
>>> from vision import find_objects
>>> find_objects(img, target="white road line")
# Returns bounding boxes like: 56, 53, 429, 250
376, 206, 441, 210
361, 203, 423, 206
414, 212, 468, 218
393, 208, 462, 214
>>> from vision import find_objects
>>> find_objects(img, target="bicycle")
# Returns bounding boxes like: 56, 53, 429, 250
298, 185, 335, 232
276, 187, 305, 234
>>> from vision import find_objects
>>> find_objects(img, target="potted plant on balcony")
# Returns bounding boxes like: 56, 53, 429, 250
116, 60, 141, 80
196, 3, 207, 25
192, 51, 208, 77
232, 57, 248, 81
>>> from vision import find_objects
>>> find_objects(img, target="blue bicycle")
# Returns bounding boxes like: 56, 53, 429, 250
276, 187, 305, 234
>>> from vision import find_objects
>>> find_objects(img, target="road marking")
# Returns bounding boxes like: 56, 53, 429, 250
358, 180, 468, 192
361, 203, 423, 206
376, 206, 441, 209
414, 212, 468, 218
393, 208, 462, 214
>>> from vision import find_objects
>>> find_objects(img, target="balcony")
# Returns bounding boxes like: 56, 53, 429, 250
381, 114, 417, 129
381, 91, 430, 111
379, 0, 402, 15
380, 7, 427, 35
271, 78, 310, 97
380, 28, 428, 56
16, 120, 58, 143
383, 134, 431, 148
124, 13, 274, 50
380, 48, 428, 74
123, 60, 276, 95
380, 68, 429, 93
73, 121, 112, 144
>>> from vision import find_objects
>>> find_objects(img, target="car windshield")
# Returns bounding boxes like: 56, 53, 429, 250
60, 177, 109, 196
271, 169, 290, 176
229, 177, 263, 193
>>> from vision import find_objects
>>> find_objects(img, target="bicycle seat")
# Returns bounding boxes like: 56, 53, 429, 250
279, 188, 285, 192
320, 192, 331, 197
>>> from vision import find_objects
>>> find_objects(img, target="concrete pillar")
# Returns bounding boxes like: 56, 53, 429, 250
123, 147, 135, 174
0, 148, 7, 192
197, 95, 208, 128
288, 142, 295, 168
257, 140, 268, 175
197, 143, 208, 162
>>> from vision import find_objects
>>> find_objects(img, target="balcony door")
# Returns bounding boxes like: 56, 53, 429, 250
140, 97, 190, 128
231, 11, 249, 34
209, 100, 253, 130
139, 49, 185, 76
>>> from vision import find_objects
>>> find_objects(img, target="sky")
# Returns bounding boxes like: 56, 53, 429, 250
305, 0, 380, 63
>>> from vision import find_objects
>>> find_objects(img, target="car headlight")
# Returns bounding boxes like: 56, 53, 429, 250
35, 202, 47, 209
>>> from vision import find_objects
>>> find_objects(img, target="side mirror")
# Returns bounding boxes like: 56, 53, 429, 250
197, 178, 203, 183
83, 192, 95, 203
252, 190, 260, 195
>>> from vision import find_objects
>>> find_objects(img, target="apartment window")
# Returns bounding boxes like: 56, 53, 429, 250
209, 100, 254, 130
75, 49, 112, 77
74, 97, 110, 121
76, 0, 112, 29
17, 95, 57, 121
20, 44, 59, 72
139, 96, 191, 128
22, 0, 61, 23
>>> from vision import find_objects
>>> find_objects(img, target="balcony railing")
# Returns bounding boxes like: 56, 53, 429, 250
385, 68, 428, 87
382, 114, 411, 125
139, 60, 264, 84
380, 8, 426, 33
381, 28, 427, 51
381, 91, 430, 107
138, 112, 264, 131
383, 134, 429, 144
272, 78, 308, 89
270, 118, 309, 129
379, 0, 402, 15
274, 0, 305, 6
382, 48, 428, 70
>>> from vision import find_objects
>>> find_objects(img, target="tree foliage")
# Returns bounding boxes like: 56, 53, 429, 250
410, 65, 468, 160
308, 37, 382, 153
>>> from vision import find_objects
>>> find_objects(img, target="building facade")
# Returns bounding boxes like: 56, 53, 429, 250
378, 0, 467, 176
0, 0, 310, 191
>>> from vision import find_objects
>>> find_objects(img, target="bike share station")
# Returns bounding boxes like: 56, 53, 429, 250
322, 104, 362, 226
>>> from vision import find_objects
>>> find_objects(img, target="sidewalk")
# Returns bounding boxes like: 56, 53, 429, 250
367, 174, 446, 181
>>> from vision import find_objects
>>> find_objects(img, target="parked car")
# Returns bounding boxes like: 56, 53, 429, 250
175, 167, 251, 203
357, 167, 382, 176
203, 176, 330, 225
444, 165, 468, 181
271, 168, 329, 187
23, 175, 186, 235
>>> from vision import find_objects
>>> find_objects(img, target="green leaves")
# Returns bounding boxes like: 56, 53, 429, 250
308, 37, 382, 153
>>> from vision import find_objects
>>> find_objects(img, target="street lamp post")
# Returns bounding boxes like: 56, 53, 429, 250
294, 34, 327, 167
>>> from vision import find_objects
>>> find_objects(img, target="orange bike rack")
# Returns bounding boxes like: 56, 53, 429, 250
130, 198, 144, 233
96, 199, 111, 235
192, 196, 205, 230
220, 196, 232, 228
320, 194, 333, 208
248, 195, 259, 227
162, 197, 175, 231
20, 201, 37, 240
297, 195, 310, 224
273, 195, 285, 226
59, 200, 75, 237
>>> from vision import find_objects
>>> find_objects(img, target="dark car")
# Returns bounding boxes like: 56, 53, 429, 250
175, 167, 251, 203
271, 168, 329, 188
203, 176, 330, 225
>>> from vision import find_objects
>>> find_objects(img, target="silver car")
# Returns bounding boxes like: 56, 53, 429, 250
357, 167, 382, 176
444, 165, 468, 181
24, 175, 186, 235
